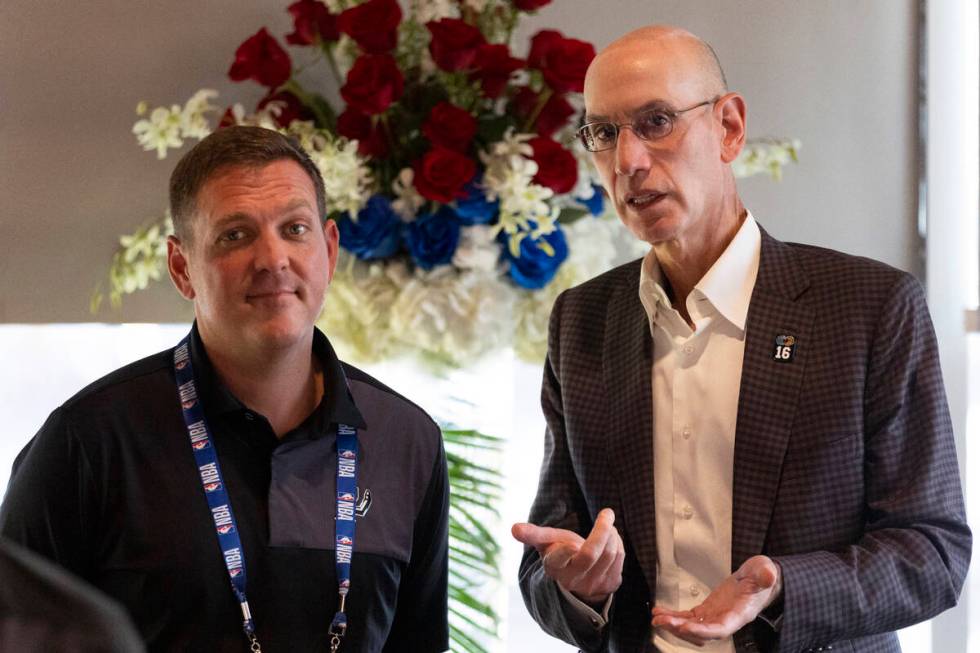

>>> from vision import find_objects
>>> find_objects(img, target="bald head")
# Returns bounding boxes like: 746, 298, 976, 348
585, 26, 728, 112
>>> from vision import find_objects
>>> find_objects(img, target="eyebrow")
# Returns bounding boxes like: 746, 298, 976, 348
584, 99, 674, 124
211, 198, 315, 229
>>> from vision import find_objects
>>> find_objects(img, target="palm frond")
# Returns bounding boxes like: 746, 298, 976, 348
444, 424, 503, 653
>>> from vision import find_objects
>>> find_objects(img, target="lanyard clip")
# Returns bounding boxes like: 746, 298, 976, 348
329, 612, 348, 637
329, 616, 346, 652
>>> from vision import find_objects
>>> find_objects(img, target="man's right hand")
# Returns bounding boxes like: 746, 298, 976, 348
512, 508, 625, 605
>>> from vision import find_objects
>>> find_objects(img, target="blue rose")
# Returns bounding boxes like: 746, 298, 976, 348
337, 195, 402, 260
502, 225, 569, 289
404, 206, 461, 270
577, 184, 605, 216
454, 179, 499, 225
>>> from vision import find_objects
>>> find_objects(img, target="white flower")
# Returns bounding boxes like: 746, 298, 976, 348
732, 139, 801, 180
318, 256, 403, 363
463, 0, 490, 11
569, 136, 602, 200
484, 127, 534, 160
453, 226, 501, 273
512, 215, 645, 363
479, 129, 560, 255
180, 89, 219, 140
249, 102, 286, 131
413, 0, 459, 22
288, 126, 373, 216
389, 267, 515, 365
391, 168, 426, 222
132, 105, 183, 159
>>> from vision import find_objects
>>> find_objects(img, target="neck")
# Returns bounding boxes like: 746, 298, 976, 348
654, 195, 746, 328
200, 330, 323, 438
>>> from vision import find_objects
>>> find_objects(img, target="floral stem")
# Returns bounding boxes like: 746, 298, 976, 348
503, 7, 519, 47
322, 42, 345, 89
283, 78, 337, 129
522, 88, 553, 133
378, 112, 395, 152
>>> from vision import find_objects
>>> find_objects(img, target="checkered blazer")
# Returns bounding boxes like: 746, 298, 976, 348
518, 229, 971, 653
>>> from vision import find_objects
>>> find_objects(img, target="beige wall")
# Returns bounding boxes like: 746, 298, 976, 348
0, 0, 918, 322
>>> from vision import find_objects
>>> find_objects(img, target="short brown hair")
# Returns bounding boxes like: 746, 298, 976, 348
168, 125, 327, 242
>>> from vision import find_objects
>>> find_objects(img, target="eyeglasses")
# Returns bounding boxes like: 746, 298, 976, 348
577, 98, 719, 152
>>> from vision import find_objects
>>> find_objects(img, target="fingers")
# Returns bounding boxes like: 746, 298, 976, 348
564, 509, 624, 600
514, 509, 625, 603
569, 519, 624, 596
511, 522, 583, 550
651, 613, 725, 647
541, 541, 580, 575
652, 606, 733, 646
739, 555, 778, 592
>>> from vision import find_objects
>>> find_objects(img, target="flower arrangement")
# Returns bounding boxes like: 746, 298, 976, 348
103, 0, 799, 369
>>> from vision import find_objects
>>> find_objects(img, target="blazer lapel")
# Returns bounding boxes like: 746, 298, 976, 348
731, 230, 813, 569
603, 261, 659, 594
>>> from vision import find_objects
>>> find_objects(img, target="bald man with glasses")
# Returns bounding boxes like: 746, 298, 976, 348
512, 25, 970, 653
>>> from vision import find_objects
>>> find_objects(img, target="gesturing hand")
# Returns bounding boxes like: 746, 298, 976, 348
651, 555, 782, 646
512, 508, 625, 605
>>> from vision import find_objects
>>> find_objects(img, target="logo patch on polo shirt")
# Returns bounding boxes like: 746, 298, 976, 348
356, 488, 373, 518
773, 334, 797, 362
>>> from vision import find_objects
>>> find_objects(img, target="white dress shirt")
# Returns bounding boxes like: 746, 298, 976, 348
640, 213, 761, 652
560, 214, 761, 649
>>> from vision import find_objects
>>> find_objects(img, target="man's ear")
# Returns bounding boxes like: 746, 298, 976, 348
167, 235, 196, 300
323, 219, 340, 284
717, 92, 747, 164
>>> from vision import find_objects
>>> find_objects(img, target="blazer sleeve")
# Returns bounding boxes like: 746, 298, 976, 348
517, 291, 611, 652
772, 273, 972, 652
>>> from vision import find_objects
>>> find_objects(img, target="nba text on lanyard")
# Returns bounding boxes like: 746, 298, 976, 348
174, 335, 359, 653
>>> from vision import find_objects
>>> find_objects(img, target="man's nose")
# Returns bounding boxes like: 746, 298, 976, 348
613, 127, 651, 178
253, 232, 289, 271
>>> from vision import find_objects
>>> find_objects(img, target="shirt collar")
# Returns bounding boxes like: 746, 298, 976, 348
187, 323, 367, 435
638, 212, 761, 331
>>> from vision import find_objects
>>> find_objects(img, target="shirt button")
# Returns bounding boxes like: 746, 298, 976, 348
683, 344, 694, 355
689, 584, 700, 597
244, 412, 255, 421
682, 426, 692, 440
681, 506, 694, 520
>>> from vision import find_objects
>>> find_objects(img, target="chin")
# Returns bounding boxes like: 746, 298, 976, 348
249, 318, 312, 350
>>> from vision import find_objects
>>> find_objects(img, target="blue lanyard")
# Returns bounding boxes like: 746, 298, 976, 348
330, 424, 358, 652
173, 334, 358, 652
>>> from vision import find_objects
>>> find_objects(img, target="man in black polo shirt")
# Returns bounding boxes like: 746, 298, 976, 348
0, 126, 449, 652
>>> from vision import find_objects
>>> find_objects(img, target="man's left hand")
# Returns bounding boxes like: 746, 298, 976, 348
651, 555, 781, 646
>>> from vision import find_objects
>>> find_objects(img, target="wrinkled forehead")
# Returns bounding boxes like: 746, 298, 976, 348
584, 39, 707, 121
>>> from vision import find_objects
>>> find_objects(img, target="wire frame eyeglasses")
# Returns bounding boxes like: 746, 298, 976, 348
577, 98, 719, 152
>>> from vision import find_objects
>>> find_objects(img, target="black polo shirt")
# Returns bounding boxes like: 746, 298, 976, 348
0, 326, 448, 653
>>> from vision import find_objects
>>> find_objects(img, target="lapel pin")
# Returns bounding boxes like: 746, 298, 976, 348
773, 334, 797, 362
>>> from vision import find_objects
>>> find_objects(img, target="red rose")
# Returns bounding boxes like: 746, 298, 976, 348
514, 0, 551, 9
471, 44, 524, 98
257, 90, 312, 128
341, 54, 404, 115
422, 102, 477, 152
337, 109, 389, 158
513, 87, 574, 137
286, 0, 339, 45
529, 136, 578, 194
427, 19, 486, 71
337, 0, 401, 53
527, 29, 595, 93
218, 107, 238, 128
228, 28, 292, 88
413, 147, 477, 203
